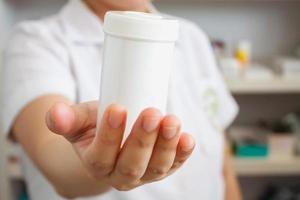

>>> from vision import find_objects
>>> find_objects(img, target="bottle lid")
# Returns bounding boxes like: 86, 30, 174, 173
103, 11, 179, 42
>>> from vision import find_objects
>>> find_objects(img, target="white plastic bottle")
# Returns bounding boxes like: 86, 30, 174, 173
97, 11, 179, 140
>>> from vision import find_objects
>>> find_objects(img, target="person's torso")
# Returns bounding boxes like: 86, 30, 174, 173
19, 2, 225, 199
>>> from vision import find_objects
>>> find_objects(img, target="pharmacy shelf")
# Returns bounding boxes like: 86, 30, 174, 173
226, 77, 300, 94
233, 156, 300, 176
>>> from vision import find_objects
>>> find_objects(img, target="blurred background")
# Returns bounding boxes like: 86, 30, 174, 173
1, 0, 300, 200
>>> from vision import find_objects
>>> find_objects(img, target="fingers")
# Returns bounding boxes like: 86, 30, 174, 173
46, 101, 98, 142
46, 101, 195, 189
83, 104, 127, 178
169, 133, 195, 173
141, 115, 181, 182
110, 108, 162, 187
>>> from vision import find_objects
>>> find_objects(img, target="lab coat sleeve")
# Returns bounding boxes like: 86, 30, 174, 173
0, 22, 76, 137
188, 22, 239, 130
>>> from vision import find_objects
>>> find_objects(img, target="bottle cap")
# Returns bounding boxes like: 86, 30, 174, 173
104, 11, 179, 42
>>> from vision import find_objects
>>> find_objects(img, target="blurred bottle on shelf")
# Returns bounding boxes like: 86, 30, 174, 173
294, 41, 300, 58
219, 57, 241, 78
211, 39, 242, 78
283, 112, 300, 156
235, 40, 252, 67
211, 39, 226, 63
274, 57, 300, 80
259, 111, 300, 158
228, 126, 269, 158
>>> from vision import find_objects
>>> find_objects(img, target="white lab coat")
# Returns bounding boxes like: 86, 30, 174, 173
0, 0, 238, 199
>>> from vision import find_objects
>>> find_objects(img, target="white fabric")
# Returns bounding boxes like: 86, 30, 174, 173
0, 0, 238, 199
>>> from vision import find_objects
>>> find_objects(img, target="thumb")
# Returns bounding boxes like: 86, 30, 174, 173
46, 101, 98, 142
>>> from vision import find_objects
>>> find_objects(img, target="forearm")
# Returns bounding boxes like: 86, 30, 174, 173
13, 95, 111, 198
224, 162, 242, 200
223, 139, 242, 200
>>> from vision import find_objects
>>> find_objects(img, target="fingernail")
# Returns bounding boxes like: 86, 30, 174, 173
108, 107, 125, 129
181, 136, 195, 152
142, 116, 161, 133
162, 126, 177, 139
45, 111, 54, 129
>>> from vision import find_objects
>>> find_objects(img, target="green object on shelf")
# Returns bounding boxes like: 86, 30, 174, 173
19, 192, 29, 200
234, 144, 268, 157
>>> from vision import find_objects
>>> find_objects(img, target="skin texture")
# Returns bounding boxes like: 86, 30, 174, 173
11, 0, 242, 199
224, 140, 243, 200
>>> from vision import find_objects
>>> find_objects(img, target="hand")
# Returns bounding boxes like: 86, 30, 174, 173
46, 101, 195, 191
